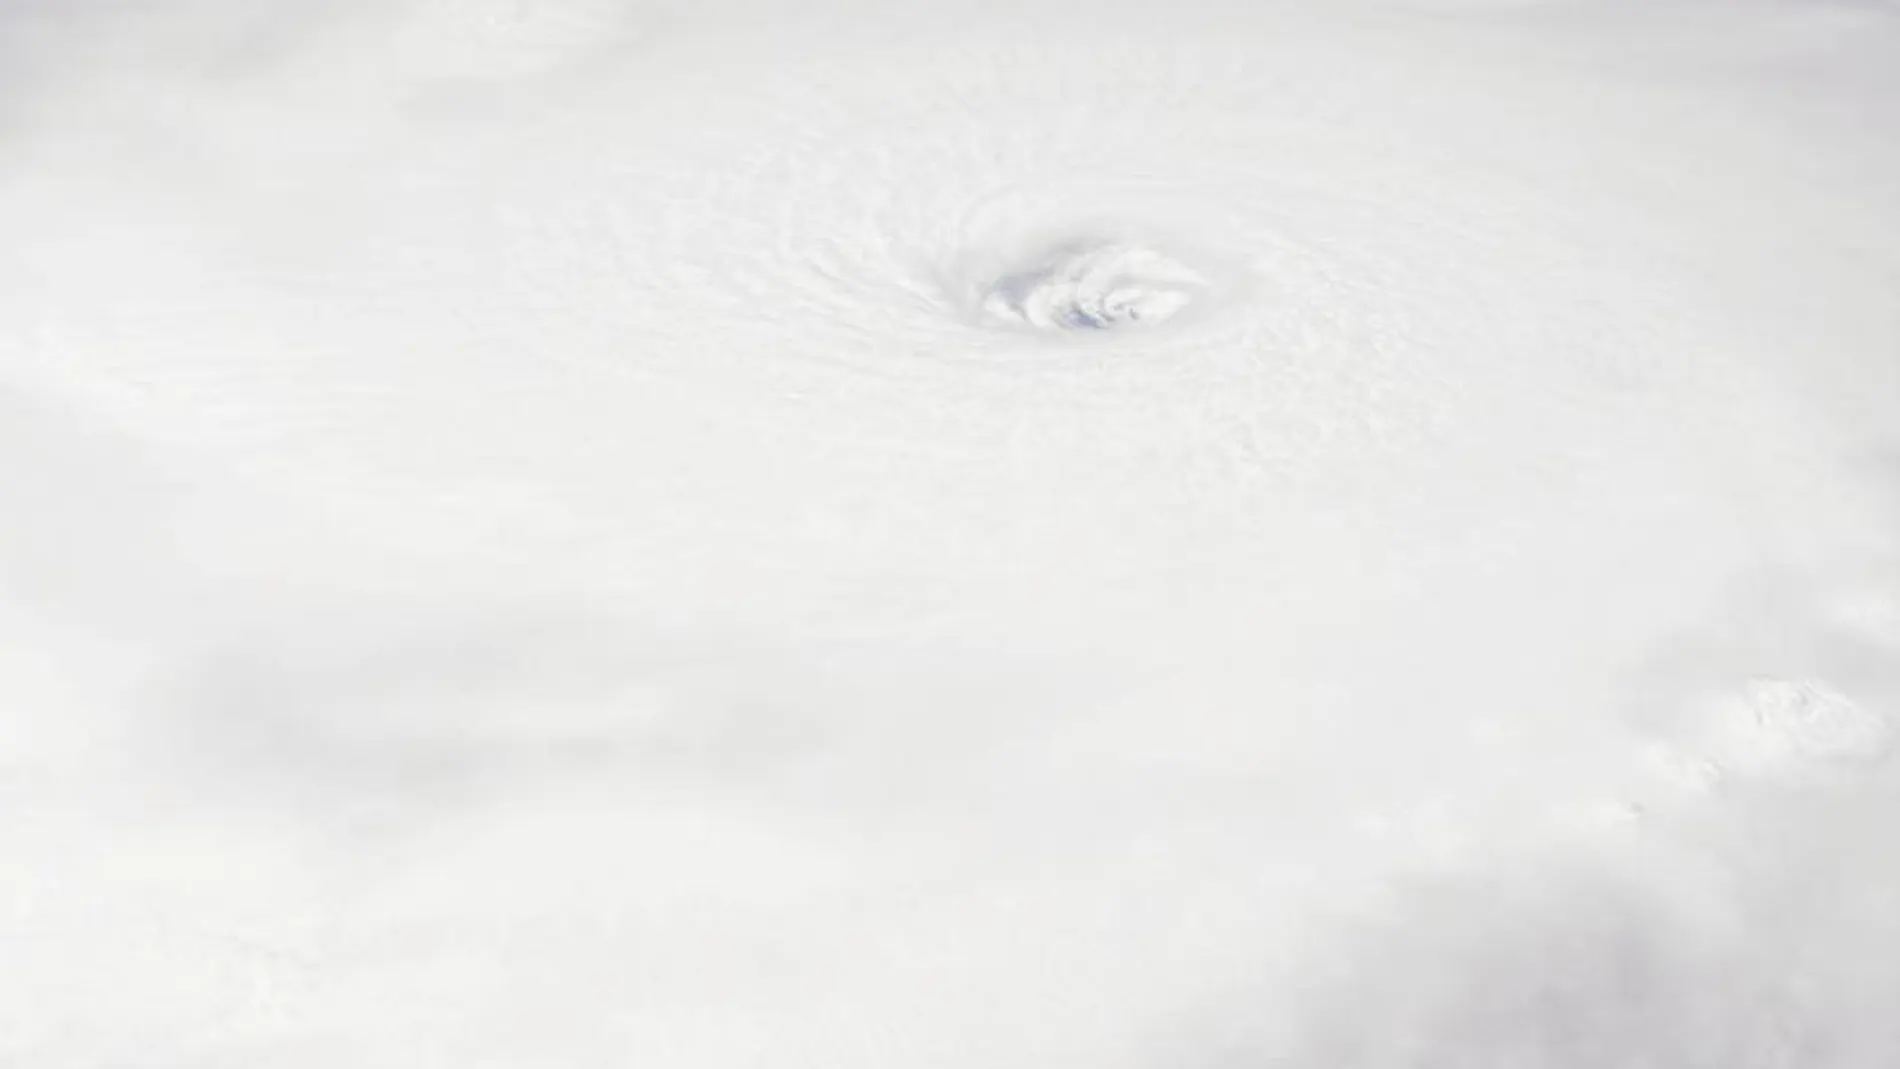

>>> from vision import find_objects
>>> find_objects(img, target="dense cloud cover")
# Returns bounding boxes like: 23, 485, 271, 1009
3, 1, 1899, 1065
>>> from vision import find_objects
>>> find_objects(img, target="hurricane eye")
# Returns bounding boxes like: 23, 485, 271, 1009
979, 240, 1208, 334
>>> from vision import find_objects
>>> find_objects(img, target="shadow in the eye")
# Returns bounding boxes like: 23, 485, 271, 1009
977, 237, 1208, 335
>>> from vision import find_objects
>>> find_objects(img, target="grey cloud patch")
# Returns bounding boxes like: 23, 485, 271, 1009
1180, 775, 1900, 1069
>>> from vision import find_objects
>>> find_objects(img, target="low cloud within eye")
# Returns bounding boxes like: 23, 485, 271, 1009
981, 240, 1208, 333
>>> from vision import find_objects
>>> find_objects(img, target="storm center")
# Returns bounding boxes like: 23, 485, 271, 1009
980, 239, 1208, 332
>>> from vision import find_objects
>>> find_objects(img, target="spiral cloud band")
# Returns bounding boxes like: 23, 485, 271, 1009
4, 1, 1899, 1066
